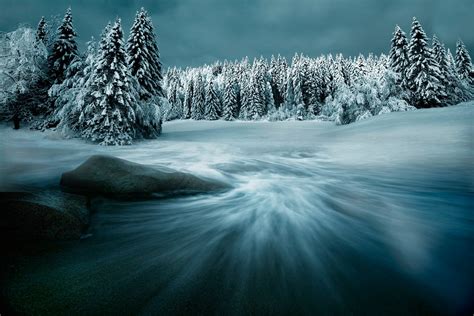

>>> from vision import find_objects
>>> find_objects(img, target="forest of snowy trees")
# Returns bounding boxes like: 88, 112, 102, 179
0, 9, 473, 145
0, 8, 165, 145
163, 17, 473, 124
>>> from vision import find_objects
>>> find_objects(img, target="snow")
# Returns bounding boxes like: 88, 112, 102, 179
1, 103, 473, 314
1, 102, 472, 188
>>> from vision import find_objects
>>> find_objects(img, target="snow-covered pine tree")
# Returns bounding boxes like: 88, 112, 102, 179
36, 17, 48, 44
407, 17, 446, 108
306, 73, 319, 117
204, 80, 221, 120
289, 54, 305, 112
269, 55, 288, 108
294, 58, 309, 120
99, 22, 112, 52
283, 72, 295, 112
53, 38, 97, 134
432, 35, 448, 78
247, 76, 265, 120
191, 74, 205, 120
79, 19, 139, 145
253, 57, 274, 116
48, 8, 78, 83
269, 55, 282, 107
455, 40, 473, 84
239, 73, 252, 120
325, 55, 340, 99
307, 60, 325, 115
292, 70, 304, 111
183, 79, 194, 119
432, 35, 462, 103
264, 80, 276, 115
445, 48, 472, 101
389, 25, 410, 89
127, 7, 165, 99
222, 72, 239, 120
165, 81, 183, 120
300, 57, 316, 107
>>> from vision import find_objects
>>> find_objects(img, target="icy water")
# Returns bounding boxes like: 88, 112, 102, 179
1, 106, 473, 315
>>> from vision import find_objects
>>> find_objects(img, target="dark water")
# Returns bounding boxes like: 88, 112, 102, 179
1, 121, 473, 315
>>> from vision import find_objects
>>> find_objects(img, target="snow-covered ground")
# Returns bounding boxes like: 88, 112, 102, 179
1, 103, 473, 315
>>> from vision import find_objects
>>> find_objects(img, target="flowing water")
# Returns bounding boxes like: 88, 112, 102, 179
1, 110, 473, 315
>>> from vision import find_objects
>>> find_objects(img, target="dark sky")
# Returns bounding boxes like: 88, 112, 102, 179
0, 0, 472, 67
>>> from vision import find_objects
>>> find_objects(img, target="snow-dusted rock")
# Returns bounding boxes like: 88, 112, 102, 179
60, 155, 230, 198
0, 191, 89, 240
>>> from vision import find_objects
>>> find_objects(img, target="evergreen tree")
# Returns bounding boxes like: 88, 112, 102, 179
389, 25, 410, 88
432, 35, 463, 103
407, 17, 446, 108
79, 19, 138, 145
127, 7, 165, 99
269, 55, 288, 108
53, 39, 97, 133
191, 74, 205, 120
432, 35, 448, 80
239, 74, 252, 120
455, 40, 473, 83
292, 70, 304, 109
222, 72, 239, 120
165, 81, 183, 120
283, 73, 295, 112
205, 80, 221, 120
36, 16, 48, 44
183, 79, 194, 119
252, 58, 274, 116
48, 8, 78, 83
247, 77, 265, 120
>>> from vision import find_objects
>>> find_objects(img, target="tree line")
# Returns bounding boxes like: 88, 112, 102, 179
163, 17, 473, 124
0, 11, 473, 145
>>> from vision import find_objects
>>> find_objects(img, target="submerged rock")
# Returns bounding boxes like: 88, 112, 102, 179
0, 191, 89, 241
60, 155, 230, 199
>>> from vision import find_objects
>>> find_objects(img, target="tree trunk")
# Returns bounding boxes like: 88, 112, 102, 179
13, 114, 20, 130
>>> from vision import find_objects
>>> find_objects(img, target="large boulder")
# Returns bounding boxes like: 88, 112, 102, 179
60, 155, 230, 199
0, 191, 89, 241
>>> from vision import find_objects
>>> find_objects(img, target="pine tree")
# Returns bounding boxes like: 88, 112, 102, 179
222, 72, 239, 120
204, 80, 221, 120
389, 25, 410, 88
166, 82, 183, 120
283, 73, 295, 112
432, 35, 463, 103
127, 7, 164, 99
432, 35, 448, 80
252, 58, 274, 116
183, 79, 194, 119
79, 19, 138, 146
247, 77, 265, 120
455, 40, 473, 84
191, 74, 205, 120
292, 70, 304, 108
269, 55, 288, 108
239, 74, 252, 120
36, 17, 48, 44
407, 17, 446, 108
53, 39, 97, 133
306, 70, 320, 117
48, 8, 78, 83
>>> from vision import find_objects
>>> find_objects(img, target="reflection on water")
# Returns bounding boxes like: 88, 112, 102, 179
1, 127, 473, 315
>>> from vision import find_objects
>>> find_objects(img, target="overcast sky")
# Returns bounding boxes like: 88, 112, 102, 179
0, 0, 472, 67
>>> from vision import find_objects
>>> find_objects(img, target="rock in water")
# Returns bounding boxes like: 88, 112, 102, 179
60, 155, 230, 198
0, 191, 89, 241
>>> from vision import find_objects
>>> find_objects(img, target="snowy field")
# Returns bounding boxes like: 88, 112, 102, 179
1, 103, 473, 315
